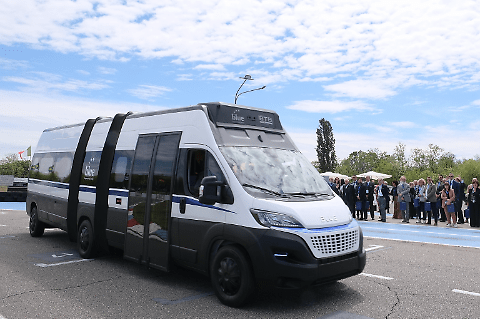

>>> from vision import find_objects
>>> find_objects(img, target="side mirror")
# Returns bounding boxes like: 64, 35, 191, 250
199, 176, 234, 205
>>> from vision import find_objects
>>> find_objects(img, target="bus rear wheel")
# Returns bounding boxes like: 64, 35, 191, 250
29, 207, 45, 237
77, 220, 96, 259
210, 245, 255, 307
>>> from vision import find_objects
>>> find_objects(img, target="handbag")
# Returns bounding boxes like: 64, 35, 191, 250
413, 198, 419, 207
356, 201, 362, 210
400, 202, 407, 211
465, 208, 470, 219
447, 204, 455, 213
425, 202, 431, 211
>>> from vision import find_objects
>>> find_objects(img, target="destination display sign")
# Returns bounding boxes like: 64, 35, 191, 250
205, 103, 284, 131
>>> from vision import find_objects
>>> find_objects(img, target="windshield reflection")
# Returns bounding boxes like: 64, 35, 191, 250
220, 146, 332, 199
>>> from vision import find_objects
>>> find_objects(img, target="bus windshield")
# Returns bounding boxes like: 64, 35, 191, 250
219, 146, 333, 199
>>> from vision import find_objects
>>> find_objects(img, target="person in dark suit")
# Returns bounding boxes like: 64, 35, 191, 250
436, 175, 445, 222
343, 178, 356, 218
453, 176, 466, 224
384, 181, 390, 213
364, 175, 375, 220
355, 178, 367, 220
467, 179, 480, 227
409, 182, 416, 219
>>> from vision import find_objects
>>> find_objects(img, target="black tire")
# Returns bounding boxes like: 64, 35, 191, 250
210, 245, 255, 307
77, 220, 96, 259
29, 206, 45, 237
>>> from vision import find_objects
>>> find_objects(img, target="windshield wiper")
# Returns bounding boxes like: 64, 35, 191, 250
242, 184, 286, 197
285, 192, 332, 197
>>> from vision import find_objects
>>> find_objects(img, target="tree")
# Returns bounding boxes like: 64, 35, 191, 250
336, 148, 399, 179
458, 159, 480, 184
392, 142, 407, 176
316, 118, 336, 173
0, 154, 31, 178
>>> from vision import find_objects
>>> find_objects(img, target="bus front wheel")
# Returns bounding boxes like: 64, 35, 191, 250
210, 245, 255, 307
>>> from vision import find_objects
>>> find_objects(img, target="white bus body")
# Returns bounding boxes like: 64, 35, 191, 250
27, 102, 366, 307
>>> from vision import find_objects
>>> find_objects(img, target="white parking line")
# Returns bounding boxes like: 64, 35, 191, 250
360, 273, 394, 280
452, 289, 480, 297
35, 259, 92, 268
365, 245, 384, 252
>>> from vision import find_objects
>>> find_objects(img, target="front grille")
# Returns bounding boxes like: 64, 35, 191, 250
310, 229, 358, 256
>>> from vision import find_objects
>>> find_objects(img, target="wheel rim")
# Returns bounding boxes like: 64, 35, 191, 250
217, 257, 241, 296
79, 226, 90, 251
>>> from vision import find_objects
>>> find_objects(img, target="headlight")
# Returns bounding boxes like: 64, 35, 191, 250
250, 209, 303, 228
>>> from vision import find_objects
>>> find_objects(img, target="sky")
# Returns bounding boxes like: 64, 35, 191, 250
1, 0, 480, 164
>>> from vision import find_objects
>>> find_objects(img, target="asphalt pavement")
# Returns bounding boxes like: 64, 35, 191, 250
1, 205, 480, 318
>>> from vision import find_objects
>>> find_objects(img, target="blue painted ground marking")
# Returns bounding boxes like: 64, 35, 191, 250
359, 221, 480, 248
0, 202, 26, 211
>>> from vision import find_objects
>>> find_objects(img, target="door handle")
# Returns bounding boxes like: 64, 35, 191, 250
180, 198, 186, 214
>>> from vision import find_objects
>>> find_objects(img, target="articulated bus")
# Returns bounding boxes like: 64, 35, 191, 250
27, 102, 366, 306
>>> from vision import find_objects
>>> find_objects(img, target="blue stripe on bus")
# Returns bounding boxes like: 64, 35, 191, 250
29, 179, 129, 197
172, 196, 235, 214
29, 179, 69, 189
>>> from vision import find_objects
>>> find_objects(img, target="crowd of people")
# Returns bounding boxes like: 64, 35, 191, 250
327, 174, 480, 228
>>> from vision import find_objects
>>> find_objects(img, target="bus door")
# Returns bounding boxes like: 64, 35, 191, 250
124, 132, 181, 271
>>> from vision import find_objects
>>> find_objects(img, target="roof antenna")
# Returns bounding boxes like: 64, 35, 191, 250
234, 75, 266, 104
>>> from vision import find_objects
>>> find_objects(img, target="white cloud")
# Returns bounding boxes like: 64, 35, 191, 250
1, 1, 479, 91
77, 70, 90, 75
194, 64, 225, 71
2, 73, 110, 92
286, 100, 373, 113
127, 85, 171, 100
177, 73, 193, 81
324, 79, 397, 99
388, 121, 416, 128
0, 57, 28, 69
98, 66, 117, 74
0, 89, 166, 158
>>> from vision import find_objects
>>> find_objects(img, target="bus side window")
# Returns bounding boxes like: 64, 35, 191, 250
114, 157, 127, 182
187, 150, 205, 197
186, 150, 227, 198
29, 154, 42, 180
81, 151, 101, 186
54, 153, 73, 183
109, 150, 134, 189
206, 153, 225, 184
39, 154, 55, 181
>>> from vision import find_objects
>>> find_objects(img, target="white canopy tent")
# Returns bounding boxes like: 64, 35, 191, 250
319, 172, 350, 180
357, 171, 392, 180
